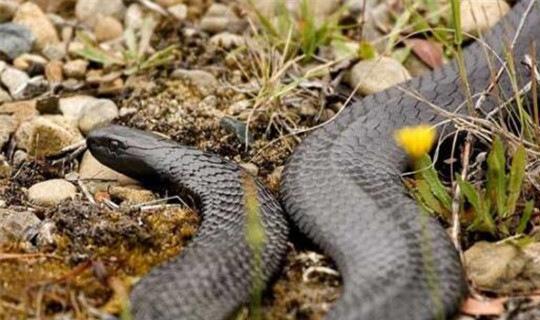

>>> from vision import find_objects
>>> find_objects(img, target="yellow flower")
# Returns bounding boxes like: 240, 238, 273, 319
394, 124, 437, 159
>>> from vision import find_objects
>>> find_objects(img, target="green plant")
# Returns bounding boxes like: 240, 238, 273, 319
75, 17, 177, 75
248, 0, 345, 61
411, 137, 533, 237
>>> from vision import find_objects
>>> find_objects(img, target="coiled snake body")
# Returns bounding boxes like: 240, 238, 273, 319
87, 1, 540, 319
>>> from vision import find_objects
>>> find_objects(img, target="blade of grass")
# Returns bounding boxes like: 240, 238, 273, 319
458, 177, 496, 234
486, 136, 507, 218
506, 144, 526, 218
516, 200, 534, 234
417, 155, 453, 211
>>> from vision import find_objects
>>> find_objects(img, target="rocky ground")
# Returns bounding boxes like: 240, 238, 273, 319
0, 0, 539, 319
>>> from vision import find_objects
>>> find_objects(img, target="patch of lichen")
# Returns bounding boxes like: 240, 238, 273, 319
0, 200, 199, 318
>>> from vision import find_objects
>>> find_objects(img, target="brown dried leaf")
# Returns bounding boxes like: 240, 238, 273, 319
405, 38, 443, 69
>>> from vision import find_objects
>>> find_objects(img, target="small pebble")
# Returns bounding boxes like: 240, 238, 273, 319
347, 57, 411, 95
210, 32, 244, 49
0, 66, 30, 98
42, 42, 66, 61
14, 115, 83, 157
94, 16, 123, 42
0, 0, 17, 22
75, 0, 126, 27
0, 209, 41, 244
78, 98, 119, 134
168, 3, 187, 21
98, 77, 124, 95
12, 150, 28, 167
200, 3, 241, 33
28, 179, 77, 206
12, 53, 47, 73
0, 22, 34, 59
44, 60, 64, 85
13, 2, 59, 51
171, 68, 218, 95
59, 95, 98, 121
63, 59, 88, 78
241, 163, 259, 176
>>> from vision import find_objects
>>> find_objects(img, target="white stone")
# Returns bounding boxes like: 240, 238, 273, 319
28, 179, 77, 206
460, 0, 510, 36
347, 57, 411, 95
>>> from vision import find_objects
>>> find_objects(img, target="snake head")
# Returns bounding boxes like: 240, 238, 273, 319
86, 125, 175, 182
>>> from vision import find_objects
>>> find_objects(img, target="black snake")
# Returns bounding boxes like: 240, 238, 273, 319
87, 1, 540, 319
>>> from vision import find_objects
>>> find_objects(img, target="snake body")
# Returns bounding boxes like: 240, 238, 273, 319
87, 1, 540, 319
87, 126, 289, 319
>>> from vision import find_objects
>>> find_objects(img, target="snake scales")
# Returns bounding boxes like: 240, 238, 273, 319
87, 1, 540, 319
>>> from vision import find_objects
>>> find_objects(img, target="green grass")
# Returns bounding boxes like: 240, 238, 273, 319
248, 0, 345, 62
75, 17, 177, 75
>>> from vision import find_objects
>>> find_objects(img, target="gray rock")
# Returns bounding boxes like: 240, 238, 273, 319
0, 22, 34, 60
220, 116, 254, 145
42, 42, 66, 61
0, 209, 41, 244
347, 57, 411, 95
0, 66, 30, 97
75, 0, 126, 28
78, 99, 119, 135
28, 179, 77, 206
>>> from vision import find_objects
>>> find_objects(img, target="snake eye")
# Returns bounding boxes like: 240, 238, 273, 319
109, 139, 123, 152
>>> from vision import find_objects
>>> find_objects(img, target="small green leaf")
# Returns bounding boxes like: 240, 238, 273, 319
458, 177, 496, 233
417, 155, 452, 211
516, 200, 534, 234
416, 178, 448, 216
506, 144, 527, 217
358, 41, 377, 60
486, 136, 507, 217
